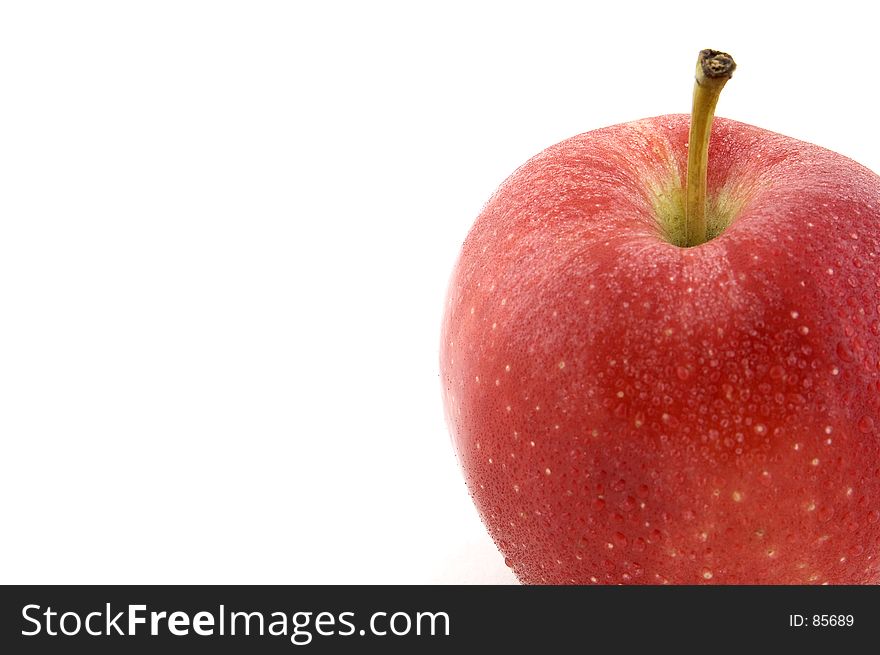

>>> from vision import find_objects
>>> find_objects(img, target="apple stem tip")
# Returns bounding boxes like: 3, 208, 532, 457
698, 49, 736, 81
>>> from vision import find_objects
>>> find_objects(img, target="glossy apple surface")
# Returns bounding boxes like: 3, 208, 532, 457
440, 114, 880, 584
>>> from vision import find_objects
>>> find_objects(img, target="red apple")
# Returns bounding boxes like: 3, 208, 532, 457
440, 51, 880, 584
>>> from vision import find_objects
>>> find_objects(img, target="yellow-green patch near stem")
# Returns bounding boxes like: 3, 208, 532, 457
652, 180, 749, 247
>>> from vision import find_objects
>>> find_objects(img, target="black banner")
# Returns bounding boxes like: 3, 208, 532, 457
1, 585, 877, 652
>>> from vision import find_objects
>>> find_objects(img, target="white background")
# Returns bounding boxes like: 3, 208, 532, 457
1, 1, 878, 584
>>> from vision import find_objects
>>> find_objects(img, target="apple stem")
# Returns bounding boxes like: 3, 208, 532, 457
685, 49, 736, 247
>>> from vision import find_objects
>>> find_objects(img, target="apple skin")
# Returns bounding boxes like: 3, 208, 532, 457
440, 114, 880, 584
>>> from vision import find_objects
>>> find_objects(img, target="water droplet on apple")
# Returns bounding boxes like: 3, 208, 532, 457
817, 505, 835, 522
836, 341, 855, 363
662, 413, 679, 428
676, 365, 690, 380
769, 365, 785, 380
858, 415, 874, 434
